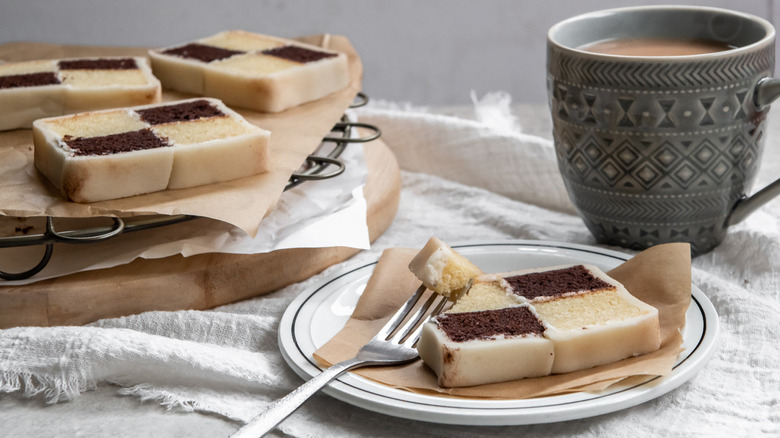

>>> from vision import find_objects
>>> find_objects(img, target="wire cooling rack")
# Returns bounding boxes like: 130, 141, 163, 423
0, 92, 380, 281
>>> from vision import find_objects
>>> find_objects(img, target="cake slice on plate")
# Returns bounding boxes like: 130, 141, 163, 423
412, 239, 662, 387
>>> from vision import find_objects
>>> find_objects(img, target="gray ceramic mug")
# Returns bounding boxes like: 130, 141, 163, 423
547, 6, 780, 255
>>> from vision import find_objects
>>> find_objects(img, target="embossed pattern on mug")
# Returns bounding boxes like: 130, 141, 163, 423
548, 44, 773, 254
548, 45, 774, 88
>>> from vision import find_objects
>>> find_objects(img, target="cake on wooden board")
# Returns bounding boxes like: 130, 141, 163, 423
0, 56, 160, 131
33, 97, 270, 203
149, 30, 350, 113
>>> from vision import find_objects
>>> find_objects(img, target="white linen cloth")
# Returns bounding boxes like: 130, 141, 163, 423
1, 94, 779, 437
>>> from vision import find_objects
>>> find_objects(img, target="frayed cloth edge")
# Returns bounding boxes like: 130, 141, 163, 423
0, 370, 97, 403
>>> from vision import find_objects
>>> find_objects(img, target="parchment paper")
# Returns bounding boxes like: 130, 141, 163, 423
314, 243, 691, 399
0, 34, 362, 237
0, 135, 368, 285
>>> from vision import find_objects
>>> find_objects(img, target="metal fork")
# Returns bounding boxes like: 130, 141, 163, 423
232, 284, 449, 438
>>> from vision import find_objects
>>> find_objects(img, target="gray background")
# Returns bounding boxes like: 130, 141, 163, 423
0, 0, 777, 105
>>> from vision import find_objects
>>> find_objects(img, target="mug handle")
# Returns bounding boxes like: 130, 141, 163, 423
727, 78, 780, 226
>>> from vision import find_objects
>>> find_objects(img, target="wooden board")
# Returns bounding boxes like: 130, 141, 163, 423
0, 139, 401, 328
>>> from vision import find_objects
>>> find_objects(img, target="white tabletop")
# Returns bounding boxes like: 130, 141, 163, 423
2, 102, 778, 437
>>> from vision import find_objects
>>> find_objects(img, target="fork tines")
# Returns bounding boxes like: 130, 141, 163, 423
376, 284, 449, 348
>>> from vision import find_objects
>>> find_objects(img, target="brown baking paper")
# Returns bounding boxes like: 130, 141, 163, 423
313, 242, 691, 399
0, 35, 362, 237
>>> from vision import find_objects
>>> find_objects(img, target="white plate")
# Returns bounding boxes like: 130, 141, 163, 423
278, 240, 719, 426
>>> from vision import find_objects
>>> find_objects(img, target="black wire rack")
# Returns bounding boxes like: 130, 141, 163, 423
0, 92, 380, 281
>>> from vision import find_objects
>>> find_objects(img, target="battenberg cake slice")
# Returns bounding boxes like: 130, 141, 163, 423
413, 239, 662, 387
149, 30, 350, 113
0, 56, 160, 131
33, 97, 270, 203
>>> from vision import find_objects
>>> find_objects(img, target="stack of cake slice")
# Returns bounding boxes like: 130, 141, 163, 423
33, 97, 270, 203
149, 30, 349, 113
0, 56, 160, 131
410, 238, 661, 387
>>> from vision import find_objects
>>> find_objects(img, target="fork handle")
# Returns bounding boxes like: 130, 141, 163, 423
232, 358, 366, 438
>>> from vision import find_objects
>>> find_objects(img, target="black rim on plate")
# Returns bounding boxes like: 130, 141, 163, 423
285, 242, 708, 422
